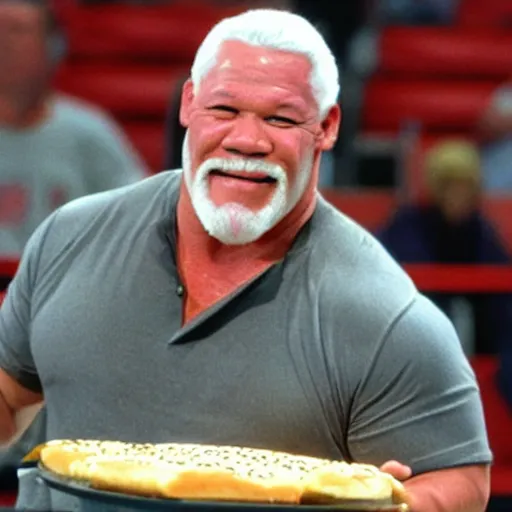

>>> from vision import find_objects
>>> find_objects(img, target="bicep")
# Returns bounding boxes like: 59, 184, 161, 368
0, 272, 41, 394
0, 367, 42, 411
0, 368, 42, 444
0, 216, 56, 396
347, 295, 492, 473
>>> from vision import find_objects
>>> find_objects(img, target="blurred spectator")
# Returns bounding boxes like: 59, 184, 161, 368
0, 0, 148, 257
477, 78, 512, 192
376, 0, 460, 24
377, 139, 512, 355
0, 0, 148, 490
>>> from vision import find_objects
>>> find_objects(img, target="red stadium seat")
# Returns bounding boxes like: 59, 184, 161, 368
0, 258, 19, 278
0, 491, 15, 507
54, 63, 186, 118
60, 2, 245, 62
362, 79, 498, 132
379, 27, 512, 80
121, 121, 166, 174
320, 189, 397, 232
458, 0, 512, 28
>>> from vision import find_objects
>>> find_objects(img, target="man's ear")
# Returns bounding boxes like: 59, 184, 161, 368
179, 79, 195, 127
317, 104, 342, 151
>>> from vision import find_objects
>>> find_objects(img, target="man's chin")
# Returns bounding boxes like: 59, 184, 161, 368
206, 210, 269, 246
190, 178, 289, 245
210, 231, 262, 246
200, 204, 282, 246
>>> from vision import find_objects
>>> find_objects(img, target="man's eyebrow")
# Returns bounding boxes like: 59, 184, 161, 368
277, 100, 307, 113
208, 90, 237, 100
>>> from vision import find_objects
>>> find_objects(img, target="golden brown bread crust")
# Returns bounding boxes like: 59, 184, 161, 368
37, 439, 409, 507
301, 462, 410, 506
65, 459, 303, 503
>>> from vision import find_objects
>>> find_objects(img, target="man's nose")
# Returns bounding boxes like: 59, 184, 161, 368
222, 114, 272, 158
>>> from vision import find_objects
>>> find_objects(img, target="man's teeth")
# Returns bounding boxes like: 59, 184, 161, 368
211, 170, 275, 183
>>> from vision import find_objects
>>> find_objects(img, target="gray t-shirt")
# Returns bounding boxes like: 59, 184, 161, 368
0, 170, 491, 509
0, 94, 147, 256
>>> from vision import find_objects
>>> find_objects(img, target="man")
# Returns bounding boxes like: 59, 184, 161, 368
0, 0, 147, 256
0, 8, 491, 511
378, 139, 512, 355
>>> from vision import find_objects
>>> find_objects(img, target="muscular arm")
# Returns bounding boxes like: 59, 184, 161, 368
346, 295, 492, 510
0, 368, 43, 443
0, 215, 58, 443
405, 464, 490, 512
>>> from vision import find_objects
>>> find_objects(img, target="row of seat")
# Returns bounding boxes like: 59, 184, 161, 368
378, 27, 512, 80
55, 1, 244, 63
358, 2, 511, 193
55, 64, 183, 119
362, 78, 498, 133
457, 0, 512, 27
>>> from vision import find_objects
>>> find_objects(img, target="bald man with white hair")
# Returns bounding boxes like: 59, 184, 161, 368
0, 8, 490, 511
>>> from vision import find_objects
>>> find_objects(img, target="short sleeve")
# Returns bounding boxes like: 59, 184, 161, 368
0, 214, 57, 393
85, 113, 149, 192
347, 294, 492, 474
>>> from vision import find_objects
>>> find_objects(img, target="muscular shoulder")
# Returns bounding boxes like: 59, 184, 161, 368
61, 169, 177, 220
305, 197, 417, 330
28, 170, 182, 267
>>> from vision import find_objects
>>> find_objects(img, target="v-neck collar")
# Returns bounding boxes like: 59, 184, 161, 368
162, 176, 321, 344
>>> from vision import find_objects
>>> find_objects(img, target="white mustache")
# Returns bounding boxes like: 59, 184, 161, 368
198, 157, 286, 181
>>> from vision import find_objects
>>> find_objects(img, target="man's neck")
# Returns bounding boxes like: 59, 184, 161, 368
175, 183, 317, 323
0, 90, 49, 128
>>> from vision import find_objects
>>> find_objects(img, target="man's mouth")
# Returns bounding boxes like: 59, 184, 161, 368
209, 170, 277, 184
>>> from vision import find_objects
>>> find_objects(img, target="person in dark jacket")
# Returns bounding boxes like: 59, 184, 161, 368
378, 139, 512, 357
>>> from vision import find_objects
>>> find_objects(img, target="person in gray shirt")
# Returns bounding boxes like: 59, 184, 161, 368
0, 7, 491, 512
0, 0, 147, 256
0, 0, 146, 490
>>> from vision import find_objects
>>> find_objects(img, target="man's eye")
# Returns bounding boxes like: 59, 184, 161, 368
209, 105, 238, 114
266, 116, 298, 126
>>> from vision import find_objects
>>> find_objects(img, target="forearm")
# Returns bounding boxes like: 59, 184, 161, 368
0, 391, 16, 443
404, 465, 490, 512
0, 369, 43, 444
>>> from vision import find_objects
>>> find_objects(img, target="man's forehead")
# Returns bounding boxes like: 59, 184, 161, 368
215, 40, 312, 74
198, 40, 316, 109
